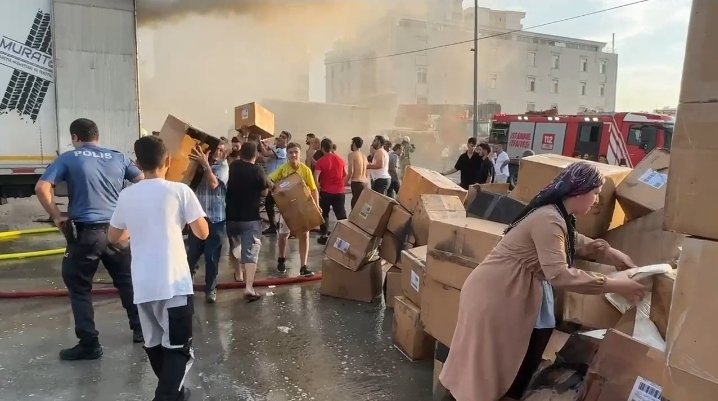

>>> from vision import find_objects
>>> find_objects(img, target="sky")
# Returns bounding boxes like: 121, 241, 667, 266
468, 0, 691, 111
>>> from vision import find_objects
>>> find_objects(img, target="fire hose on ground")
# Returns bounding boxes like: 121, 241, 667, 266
0, 227, 322, 299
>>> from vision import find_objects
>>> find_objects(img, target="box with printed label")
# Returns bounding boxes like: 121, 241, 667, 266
510, 154, 631, 238
159, 114, 221, 188
397, 166, 467, 212
412, 194, 466, 246
319, 258, 382, 303
615, 148, 670, 221
399, 246, 428, 306
348, 189, 396, 236
234, 102, 275, 139
427, 217, 506, 263
392, 296, 435, 361
386, 204, 413, 236
664, 103, 718, 239
272, 173, 325, 235
420, 277, 461, 347
324, 220, 380, 271
384, 266, 402, 309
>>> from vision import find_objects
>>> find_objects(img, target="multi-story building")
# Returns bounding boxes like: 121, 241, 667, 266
325, 5, 618, 115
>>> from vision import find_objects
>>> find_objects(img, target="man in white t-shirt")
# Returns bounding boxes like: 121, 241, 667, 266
108, 136, 209, 401
493, 143, 511, 183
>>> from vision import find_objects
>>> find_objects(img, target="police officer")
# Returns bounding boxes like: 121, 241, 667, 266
35, 118, 144, 360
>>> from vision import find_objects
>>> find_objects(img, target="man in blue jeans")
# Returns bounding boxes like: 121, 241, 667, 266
187, 142, 229, 303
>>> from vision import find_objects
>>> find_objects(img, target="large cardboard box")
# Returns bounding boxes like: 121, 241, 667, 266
348, 189, 396, 236
386, 204, 413, 236
393, 296, 435, 360
319, 258, 382, 303
324, 220, 380, 271
615, 148, 670, 221
663, 237, 718, 401
510, 154, 631, 237
678, 0, 718, 103
397, 166, 467, 212
561, 260, 622, 329
159, 115, 221, 187
421, 277, 461, 347
649, 271, 676, 339
425, 249, 479, 290
400, 246, 428, 306
411, 195, 466, 246
379, 232, 401, 265
427, 217, 506, 263
583, 329, 665, 401
664, 103, 718, 239
234, 102, 275, 139
273, 173, 324, 235
599, 209, 684, 267
465, 185, 526, 225
384, 266, 402, 309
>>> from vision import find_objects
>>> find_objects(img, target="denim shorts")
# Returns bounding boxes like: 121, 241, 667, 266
226, 220, 262, 264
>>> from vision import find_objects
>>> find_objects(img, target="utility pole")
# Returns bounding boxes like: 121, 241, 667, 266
472, 0, 478, 138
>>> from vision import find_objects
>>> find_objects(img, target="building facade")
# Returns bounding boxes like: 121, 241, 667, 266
325, 6, 618, 115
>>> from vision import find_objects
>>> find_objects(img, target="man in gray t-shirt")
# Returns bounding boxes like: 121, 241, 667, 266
387, 143, 404, 198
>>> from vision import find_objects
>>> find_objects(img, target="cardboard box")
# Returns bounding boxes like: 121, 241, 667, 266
425, 249, 479, 290
397, 166, 467, 212
324, 220, 380, 271
678, 0, 718, 103
234, 102, 275, 139
400, 246, 428, 306
348, 189, 396, 236
615, 148, 670, 221
273, 173, 324, 235
411, 195, 466, 246
421, 277, 461, 346
664, 103, 718, 239
427, 217, 506, 262
599, 209, 684, 267
583, 329, 665, 401
159, 115, 221, 187
649, 271, 676, 339
510, 154, 631, 237
385, 204, 413, 236
465, 186, 526, 225
320, 258, 382, 303
392, 296, 435, 360
562, 292, 622, 330
384, 266, 402, 309
663, 237, 718, 401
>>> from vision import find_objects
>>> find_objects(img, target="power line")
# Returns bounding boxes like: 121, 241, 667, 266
326, 0, 649, 65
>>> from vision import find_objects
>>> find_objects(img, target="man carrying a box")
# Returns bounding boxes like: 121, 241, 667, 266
259, 130, 290, 236
314, 138, 347, 245
269, 142, 318, 277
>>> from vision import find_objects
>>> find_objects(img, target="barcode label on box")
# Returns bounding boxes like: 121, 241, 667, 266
410, 270, 420, 292
334, 238, 350, 253
359, 204, 372, 219
638, 169, 668, 190
241, 108, 249, 119
628, 376, 662, 401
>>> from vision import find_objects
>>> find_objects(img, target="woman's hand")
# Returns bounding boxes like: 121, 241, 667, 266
608, 248, 639, 270
607, 277, 648, 304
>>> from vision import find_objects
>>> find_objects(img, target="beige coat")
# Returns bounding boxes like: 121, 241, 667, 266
439, 206, 608, 401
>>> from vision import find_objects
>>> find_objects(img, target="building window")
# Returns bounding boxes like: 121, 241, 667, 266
417, 96, 428, 104
527, 76, 536, 92
600, 60, 607, 74
580, 57, 588, 72
580, 82, 587, 96
528, 52, 536, 67
527, 103, 536, 112
553, 79, 559, 94
600, 84, 605, 97
552, 54, 560, 69
489, 74, 497, 89
417, 69, 427, 84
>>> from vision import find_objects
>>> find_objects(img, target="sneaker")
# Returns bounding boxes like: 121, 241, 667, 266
317, 235, 328, 245
263, 226, 277, 236
299, 266, 315, 277
206, 290, 217, 304
277, 258, 287, 273
59, 343, 103, 361
133, 330, 145, 344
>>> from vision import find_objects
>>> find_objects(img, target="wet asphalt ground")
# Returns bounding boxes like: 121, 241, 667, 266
0, 199, 434, 401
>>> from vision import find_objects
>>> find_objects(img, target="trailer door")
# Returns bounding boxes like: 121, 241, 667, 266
52, 0, 140, 156
532, 123, 566, 156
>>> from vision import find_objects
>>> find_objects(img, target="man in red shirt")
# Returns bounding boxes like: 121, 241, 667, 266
314, 138, 347, 245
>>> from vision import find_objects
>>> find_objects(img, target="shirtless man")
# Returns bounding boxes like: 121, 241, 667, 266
346, 136, 368, 210
305, 133, 321, 171
366, 135, 391, 195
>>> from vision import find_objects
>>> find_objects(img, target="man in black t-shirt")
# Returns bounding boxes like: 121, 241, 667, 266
225, 141, 271, 302
476, 143, 496, 184
442, 137, 483, 189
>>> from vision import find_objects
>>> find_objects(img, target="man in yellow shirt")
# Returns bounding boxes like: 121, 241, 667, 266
268, 142, 319, 276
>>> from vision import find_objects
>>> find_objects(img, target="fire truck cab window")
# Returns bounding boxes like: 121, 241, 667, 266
628, 125, 658, 152
579, 125, 600, 143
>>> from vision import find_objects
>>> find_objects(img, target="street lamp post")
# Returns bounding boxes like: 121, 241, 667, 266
472, 0, 478, 138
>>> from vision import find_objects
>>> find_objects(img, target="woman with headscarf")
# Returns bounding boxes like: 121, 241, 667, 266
437, 162, 647, 401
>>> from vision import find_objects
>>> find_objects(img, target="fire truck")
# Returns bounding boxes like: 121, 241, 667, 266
489, 111, 675, 168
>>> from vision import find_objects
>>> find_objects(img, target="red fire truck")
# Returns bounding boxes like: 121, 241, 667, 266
489, 111, 675, 167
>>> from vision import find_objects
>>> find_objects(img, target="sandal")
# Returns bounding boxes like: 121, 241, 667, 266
244, 293, 262, 303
